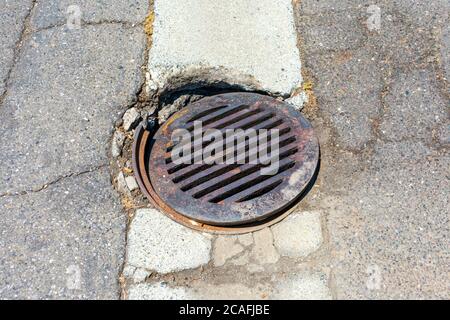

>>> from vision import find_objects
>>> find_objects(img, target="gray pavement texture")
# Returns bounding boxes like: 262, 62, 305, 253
0, 0, 34, 97
0, 168, 125, 299
0, 24, 145, 195
296, 0, 449, 299
31, 0, 149, 30
0, 0, 148, 299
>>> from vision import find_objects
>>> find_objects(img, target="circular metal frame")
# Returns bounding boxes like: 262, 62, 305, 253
132, 93, 320, 234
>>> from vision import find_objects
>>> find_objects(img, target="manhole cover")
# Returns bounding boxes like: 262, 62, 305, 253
133, 92, 319, 228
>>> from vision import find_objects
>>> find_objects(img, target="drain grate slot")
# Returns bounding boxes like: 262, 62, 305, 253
208, 160, 296, 203
133, 92, 319, 227
237, 179, 284, 202
191, 154, 296, 200
186, 104, 249, 131
173, 134, 297, 187
166, 123, 293, 166
165, 118, 289, 163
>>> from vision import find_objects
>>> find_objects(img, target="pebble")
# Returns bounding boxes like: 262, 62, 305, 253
125, 176, 139, 192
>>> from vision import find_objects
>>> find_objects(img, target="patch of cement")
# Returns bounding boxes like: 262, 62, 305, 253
250, 228, 280, 265
271, 211, 323, 258
237, 233, 254, 247
0, 168, 126, 299
380, 69, 448, 143
128, 272, 331, 300
0, 24, 145, 195
271, 273, 332, 300
190, 283, 271, 300
116, 171, 129, 195
128, 283, 189, 300
126, 209, 212, 274
0, 0, 34, 97
148, 0, 302, 97
213, 236, 244, 267
441, 24, 450, 81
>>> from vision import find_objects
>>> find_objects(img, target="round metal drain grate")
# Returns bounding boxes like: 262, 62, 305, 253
133, 92, 319, 231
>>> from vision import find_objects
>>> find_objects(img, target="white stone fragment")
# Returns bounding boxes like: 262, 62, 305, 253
286, 91, 308, 110
128, 283, 189, 300
271, 273, 332, 300
125, 175, 139, 191
213, 236, 244, 267
132, 268, 152, 283
111, 131, 125, 157
271, 211, 323, 258
123, 107, 141, 131
237, 233, 254, 247
122, 264, 136, 278
250, 228, 280, 264
116, 171, 129, 195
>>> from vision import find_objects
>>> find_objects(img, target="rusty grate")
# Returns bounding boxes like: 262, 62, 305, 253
132, 92, 319, 229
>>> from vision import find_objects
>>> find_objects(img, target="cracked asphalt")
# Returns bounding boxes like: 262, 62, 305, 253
0, 0, 448, 299
295, 0, 449, 298
0, 0, 148, 299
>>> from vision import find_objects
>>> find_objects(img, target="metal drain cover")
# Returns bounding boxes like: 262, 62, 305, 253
133, 92, 319, 226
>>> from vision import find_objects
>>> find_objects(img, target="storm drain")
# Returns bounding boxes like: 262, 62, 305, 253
132, 92, 319, 232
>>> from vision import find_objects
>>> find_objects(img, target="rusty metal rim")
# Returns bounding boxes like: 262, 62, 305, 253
132, 124, 318, 235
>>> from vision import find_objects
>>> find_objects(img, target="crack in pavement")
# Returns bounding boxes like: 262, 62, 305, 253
32, 19, 146, 34
0, 0, 37, 108
0, 164, 108, 198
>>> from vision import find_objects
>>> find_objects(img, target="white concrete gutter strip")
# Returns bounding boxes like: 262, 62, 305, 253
122, 0, 331, 300
147, 0, 303, 98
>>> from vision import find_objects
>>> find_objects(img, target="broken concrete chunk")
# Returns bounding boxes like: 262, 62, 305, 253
271, 211, 323, 258
116, 171, 129, 195
127, 209, 211, 273
158, 103, 183, 125
125, 175, 139, 192
237, 233, 254, 247
250, 228, 280, 264
129, 283, 189, 300
286, 92, 308, 111
271, 273, 332, 300
213, 236, 244, 267
123, 107, 141, 131
132, 268, 152, 283
111, 131, 125, 158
